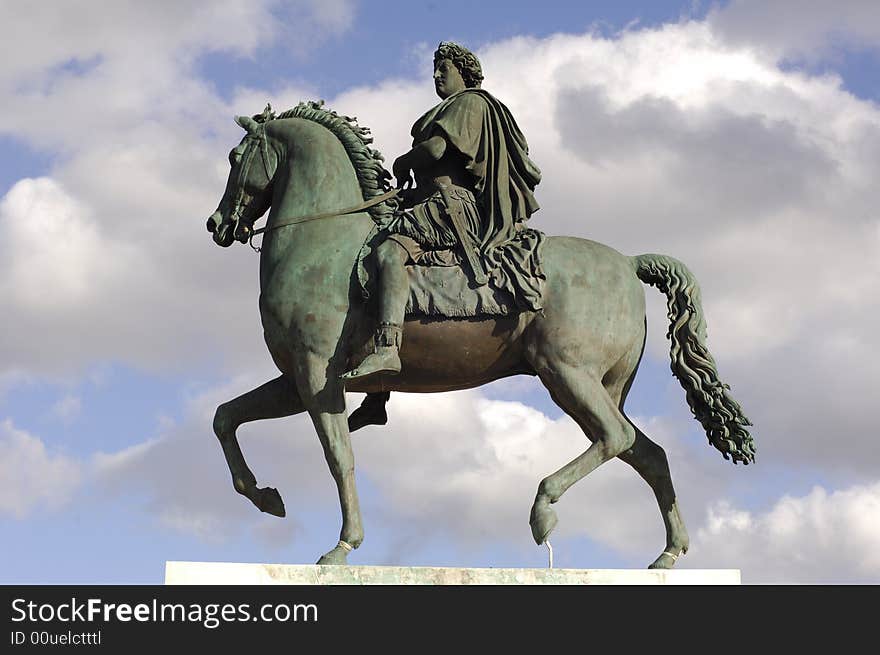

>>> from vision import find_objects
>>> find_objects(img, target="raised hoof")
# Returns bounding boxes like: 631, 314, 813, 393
341, 350, 401, 381
348, 404, 388, 433
255, 486, 286, 517
529, 496, 558, 545
648, 548, 685, 570
316, 545, 350, 565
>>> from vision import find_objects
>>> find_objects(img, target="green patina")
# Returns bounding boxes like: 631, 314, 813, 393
204, 41, 754, 570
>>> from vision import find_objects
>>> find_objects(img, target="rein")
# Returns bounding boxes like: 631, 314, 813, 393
247, 188, 400, 252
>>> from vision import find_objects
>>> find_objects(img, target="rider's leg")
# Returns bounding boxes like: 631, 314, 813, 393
377, 238, 408, 330
342, 239, 409, 379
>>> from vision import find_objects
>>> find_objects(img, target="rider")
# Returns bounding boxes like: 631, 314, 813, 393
343, 41, 542, 385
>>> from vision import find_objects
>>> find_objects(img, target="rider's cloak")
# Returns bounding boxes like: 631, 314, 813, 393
410, 88, 542, 254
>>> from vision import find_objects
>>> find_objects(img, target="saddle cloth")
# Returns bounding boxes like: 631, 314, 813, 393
357, 228, 520, 318
404, 262, 517, 317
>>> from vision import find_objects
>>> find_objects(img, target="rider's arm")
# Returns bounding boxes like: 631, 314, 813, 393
393, 135, 447, 186
406, 135, 447, 166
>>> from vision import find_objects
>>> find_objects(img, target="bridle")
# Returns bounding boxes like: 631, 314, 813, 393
228, 127, 275, 229
238, 128, 274, 188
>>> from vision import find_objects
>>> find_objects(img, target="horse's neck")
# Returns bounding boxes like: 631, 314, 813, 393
260, 118, 375, 279
271, 119, 365, 222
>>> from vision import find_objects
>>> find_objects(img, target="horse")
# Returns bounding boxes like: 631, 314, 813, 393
205, 101, 754, 569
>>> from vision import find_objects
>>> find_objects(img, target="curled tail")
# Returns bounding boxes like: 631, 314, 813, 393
633, 254, 755, 464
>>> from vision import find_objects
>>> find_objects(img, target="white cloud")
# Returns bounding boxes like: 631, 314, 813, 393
0, 178, 132, 313
0, 420, 82, 518
0, 1, 356, 91
690, 482, 880, 583
0, 175, 260, 376
709, 0, 880, 61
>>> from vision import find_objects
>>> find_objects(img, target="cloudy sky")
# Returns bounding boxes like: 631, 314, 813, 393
1, 0, 878, 584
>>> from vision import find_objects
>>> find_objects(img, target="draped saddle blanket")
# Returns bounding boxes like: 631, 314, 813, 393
356, 226, 547, 318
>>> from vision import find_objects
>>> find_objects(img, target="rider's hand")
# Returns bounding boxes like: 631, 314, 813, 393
393, 157, 414, 189
398, 187, 417, 208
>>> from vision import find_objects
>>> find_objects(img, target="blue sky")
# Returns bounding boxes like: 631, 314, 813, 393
1, 0, 879, 584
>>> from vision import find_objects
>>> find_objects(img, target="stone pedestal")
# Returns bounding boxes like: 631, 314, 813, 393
165, 561, 740, 585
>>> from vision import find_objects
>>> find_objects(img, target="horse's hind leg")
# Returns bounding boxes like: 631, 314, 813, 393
531, 365, 636, 545
213, 374, 305, 517
617, 422, 690, 569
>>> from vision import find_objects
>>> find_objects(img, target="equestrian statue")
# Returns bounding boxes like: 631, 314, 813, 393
205, 41, 754, 569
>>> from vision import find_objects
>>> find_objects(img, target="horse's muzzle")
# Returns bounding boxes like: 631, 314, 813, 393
207, 210, 235, 247
211, 223, 234, 248
206, 210, 222, 233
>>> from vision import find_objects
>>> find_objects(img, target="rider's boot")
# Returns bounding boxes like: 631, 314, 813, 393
343, 322, 403, 379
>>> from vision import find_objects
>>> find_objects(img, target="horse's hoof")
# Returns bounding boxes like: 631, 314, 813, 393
255, 487, 286, 517
529, 496, 558, 545
316, 545, 349, 565
648, 548, 684, 570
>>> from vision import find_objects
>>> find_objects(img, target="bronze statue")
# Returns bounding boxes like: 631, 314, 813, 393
205, 42, 754, 569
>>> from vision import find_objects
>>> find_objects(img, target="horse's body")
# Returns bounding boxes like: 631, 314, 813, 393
207, 105, 754, 568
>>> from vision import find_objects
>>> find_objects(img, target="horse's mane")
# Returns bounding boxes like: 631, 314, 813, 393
258, 101, 396, 225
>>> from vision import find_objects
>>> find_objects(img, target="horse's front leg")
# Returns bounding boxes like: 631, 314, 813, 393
294, 352, 363, 565
214, 374, 304, 516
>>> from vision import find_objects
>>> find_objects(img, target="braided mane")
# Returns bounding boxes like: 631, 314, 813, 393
258, 101, 395, 224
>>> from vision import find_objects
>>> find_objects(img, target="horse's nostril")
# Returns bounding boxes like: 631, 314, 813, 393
212, 223, 235, 247
207, 211, 223, 233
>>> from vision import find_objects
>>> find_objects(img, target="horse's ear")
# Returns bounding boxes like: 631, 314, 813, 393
235, 115, 258, 133
255, 103, 276, 122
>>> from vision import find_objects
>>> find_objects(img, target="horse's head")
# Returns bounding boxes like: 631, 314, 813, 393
207, 111, 278, 247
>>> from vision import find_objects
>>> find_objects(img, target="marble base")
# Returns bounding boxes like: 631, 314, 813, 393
165, 561, 740, 585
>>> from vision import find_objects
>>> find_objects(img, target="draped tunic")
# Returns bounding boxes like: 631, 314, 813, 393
409, 88, 542, 253
388, 88, 546, 312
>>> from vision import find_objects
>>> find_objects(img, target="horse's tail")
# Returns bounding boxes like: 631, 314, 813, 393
632, 253, 755, 465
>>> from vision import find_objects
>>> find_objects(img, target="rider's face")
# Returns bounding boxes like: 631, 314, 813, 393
433, 58, 466, 99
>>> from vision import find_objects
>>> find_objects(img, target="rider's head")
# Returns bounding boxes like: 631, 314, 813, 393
434, 41, 483, 89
